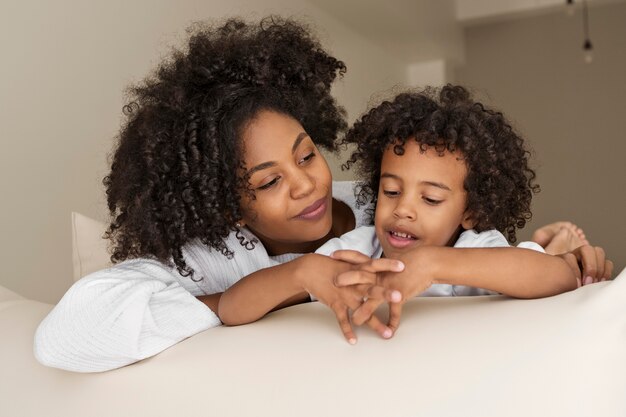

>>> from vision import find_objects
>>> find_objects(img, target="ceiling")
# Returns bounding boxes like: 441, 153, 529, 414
305, 0, 626, 65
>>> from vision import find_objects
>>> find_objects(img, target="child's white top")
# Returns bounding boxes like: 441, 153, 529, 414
315, 226, 544, 297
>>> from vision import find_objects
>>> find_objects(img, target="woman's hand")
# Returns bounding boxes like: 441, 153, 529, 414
556, 245, 613, 286
296, 253, 404, 344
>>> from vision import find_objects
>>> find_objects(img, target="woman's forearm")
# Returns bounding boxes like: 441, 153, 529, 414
217, 256, 311, 325
408, 247, 578, 298
197, 293, 222, 314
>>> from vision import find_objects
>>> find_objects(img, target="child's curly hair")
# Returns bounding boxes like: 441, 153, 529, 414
343, 85, 539, 242
104, 17, 347, 279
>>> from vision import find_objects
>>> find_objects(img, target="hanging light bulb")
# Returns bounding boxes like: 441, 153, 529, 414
583, 38, 594, 63
565, 0, 576, 16
581, 0, 593, 63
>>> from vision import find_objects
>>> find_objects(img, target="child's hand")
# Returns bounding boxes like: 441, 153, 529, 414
297, 253, 403, 344
557, 245, 613, 286
330, 249, 433, 335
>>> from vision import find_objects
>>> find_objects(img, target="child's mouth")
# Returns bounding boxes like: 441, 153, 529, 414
387, 230, 417, 249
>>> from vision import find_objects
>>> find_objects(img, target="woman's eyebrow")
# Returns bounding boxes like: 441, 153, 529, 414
292, 132, 309, 153
247, 161, 277, 177
247, 132, 309, 177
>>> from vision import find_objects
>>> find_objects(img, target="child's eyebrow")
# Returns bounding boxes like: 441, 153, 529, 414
421, 181, 451, 191
381, 173, 451, 191
381, 172, 401, 180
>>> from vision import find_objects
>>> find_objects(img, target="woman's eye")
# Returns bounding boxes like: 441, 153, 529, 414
383, 190, 400, 197
299, 152, 316, 164
257, 176, 281, 190
423, 197, 442, 205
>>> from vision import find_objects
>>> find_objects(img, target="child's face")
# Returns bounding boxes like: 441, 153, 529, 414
375, 140, 474, 258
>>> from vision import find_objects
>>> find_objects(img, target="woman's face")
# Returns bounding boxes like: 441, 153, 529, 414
239, 110, 333, 254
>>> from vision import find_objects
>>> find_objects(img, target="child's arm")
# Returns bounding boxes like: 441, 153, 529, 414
218, 253, 403, 342
332, 246, 579, 330
403, 246, 578, 298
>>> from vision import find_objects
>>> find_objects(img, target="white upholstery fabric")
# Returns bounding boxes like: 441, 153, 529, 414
2, 267, 625, 417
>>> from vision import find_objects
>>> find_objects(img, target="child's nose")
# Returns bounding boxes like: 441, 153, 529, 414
393, 198, 417, 221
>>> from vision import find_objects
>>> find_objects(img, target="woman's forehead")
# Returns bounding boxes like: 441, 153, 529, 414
242, 111, 308, 159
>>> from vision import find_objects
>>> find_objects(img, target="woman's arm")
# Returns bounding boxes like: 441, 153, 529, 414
197, 293, 222, 313
218, 253, 403, 343
217, 255, 311, 326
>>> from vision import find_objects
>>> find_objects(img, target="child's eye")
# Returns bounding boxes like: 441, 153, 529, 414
423, 197, 442, 205
298, 152, 316, 164
257, 176, 281, 190
383, 190, 400, 197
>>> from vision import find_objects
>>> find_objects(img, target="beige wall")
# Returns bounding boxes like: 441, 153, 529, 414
456, 2, 626, 274
6, 0, 618, 304
0, 0, 406, 303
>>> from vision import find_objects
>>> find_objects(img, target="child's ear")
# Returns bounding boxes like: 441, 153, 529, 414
461, 211, 477, 230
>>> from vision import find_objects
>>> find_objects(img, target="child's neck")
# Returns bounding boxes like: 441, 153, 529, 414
445, 226, 465, 247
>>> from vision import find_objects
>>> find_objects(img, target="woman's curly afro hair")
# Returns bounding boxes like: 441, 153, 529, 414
343, 85, 539, 243
104, 17, 347, 279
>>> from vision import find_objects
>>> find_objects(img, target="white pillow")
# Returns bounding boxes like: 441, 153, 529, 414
71, 212, 110, 281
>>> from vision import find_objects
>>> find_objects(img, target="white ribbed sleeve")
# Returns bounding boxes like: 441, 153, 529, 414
34, 259, 221, 373
33, 181, 366, 372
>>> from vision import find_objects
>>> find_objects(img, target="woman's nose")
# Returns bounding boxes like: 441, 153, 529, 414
290, 170, 315, 199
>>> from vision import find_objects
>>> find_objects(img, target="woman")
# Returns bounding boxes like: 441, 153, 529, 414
34, 17, 609, 373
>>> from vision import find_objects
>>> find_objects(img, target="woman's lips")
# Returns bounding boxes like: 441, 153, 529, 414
386, 230, 418, 249
295, 197, 328, 220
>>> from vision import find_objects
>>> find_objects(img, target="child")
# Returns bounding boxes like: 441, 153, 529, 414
316, 85, 582, 333
220, 85, 611, 345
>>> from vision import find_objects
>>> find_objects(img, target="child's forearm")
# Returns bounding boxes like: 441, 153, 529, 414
217, 256, 311, 326
405, 247, 578, 298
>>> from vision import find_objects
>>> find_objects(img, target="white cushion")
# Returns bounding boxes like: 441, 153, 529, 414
2, 267, 625, 417
71, 212, 110, 281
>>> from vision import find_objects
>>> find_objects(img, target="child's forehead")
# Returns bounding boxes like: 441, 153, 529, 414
381, 140, 467, 186
384, 138, 465, 160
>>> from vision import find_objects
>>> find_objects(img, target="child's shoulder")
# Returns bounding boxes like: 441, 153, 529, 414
316, 225, 381, 258
455, 229, 545, 253
454, 229, 510, 248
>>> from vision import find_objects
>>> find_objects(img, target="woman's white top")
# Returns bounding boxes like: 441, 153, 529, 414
34, 182, 367, 372
34, 181, 542, 372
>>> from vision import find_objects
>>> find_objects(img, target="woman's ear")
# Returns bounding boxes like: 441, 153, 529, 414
235, 220, 246, 229
461, 211, 476, 230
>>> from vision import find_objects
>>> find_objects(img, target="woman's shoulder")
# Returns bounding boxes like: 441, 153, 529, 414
73, 233, 275, 297
180, 232, 277, 293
